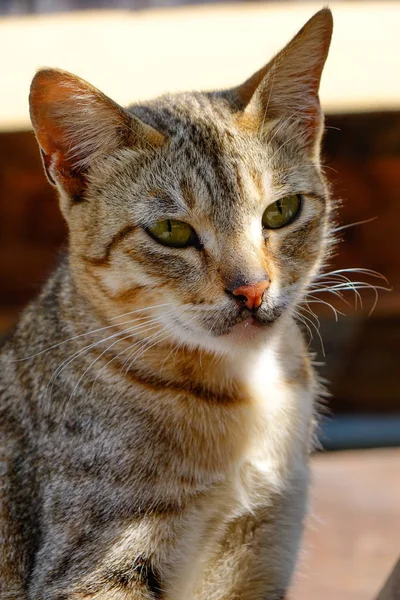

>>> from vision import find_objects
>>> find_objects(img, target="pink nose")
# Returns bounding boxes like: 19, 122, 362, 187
232, 280, 270, 310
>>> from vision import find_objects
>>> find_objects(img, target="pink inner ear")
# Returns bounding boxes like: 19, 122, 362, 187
30, 68, 167, 179
30, 72, 88, 163
30, 71, 100, 199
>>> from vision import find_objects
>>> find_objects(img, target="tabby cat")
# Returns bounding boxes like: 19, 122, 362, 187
0, 9, 333, 600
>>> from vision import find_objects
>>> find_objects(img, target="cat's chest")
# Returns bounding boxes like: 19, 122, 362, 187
233, 345, 314, 487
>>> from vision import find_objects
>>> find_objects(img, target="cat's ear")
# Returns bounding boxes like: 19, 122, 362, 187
235, 9, 333, 151
29, 69, 167, 200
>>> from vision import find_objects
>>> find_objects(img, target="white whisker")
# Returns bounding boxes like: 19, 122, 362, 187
305, 296, 345, 321
306, 264, 391, 318
67, 316, 170, 403
45, 323, 141, 403
293, 310, 313, 346
110, 302, 174, 320
330, 217, 378, 234
9, 303, 175, 362
124, 330, 173, 375
296, 308, 325, 357
46, 311, 176, 404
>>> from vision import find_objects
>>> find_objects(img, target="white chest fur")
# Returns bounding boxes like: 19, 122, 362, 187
235, 336, 315, 495
167, 339, 314, 600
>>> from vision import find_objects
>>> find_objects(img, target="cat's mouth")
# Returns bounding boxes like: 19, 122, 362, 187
201, 304, 284, 339
221, 307, 281, 338
170, 302, 285, 345
226, 315, 266, 340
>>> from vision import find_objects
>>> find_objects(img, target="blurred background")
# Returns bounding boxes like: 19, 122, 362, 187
0, 1, 399, 598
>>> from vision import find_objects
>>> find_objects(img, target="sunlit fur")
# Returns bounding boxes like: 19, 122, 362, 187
1, 10, 334, 600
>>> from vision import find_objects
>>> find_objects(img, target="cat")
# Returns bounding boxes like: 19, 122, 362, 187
0, 8, 333, 600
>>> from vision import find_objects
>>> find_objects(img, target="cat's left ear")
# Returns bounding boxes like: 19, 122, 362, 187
235, 8, 333, 154
29, 69, 167, 201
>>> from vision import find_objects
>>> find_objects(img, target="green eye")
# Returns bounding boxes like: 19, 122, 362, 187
262, 194, 301, 230
146, 219, 199, 248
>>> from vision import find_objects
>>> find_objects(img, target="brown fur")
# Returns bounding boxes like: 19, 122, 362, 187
0, 10, 333, 600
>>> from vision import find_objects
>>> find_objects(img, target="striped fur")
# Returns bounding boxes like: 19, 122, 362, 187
0, 9, 333, 600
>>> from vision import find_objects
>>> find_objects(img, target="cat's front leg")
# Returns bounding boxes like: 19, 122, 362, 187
191, 467, 309, 600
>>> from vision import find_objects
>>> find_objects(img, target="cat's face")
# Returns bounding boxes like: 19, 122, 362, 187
29, 9, 333, 355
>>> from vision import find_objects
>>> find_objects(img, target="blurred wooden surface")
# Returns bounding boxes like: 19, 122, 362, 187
292, 449, 400, 600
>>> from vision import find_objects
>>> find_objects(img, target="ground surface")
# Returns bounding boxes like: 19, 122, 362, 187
291, 449, 400, 600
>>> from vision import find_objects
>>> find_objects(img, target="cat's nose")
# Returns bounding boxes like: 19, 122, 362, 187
231, 279, 270, 310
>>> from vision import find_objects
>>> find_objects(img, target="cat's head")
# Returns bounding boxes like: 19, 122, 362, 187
29, 9, 333, 355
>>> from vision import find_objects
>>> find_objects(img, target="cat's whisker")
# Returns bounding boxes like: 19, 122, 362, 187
302, 304, 322, 330
311, 282, 364, 309
110, 302, 174, 321
45, 323, 139, 405
88, 314, 176, 399
67, 315, 172, 403
90, 335, 153, 394
315, 267, 389, 284
91, 310, 179, 385
159, 338, 183, 375
312, 282, 390, 294
8, 305, 174, 362
310, 275, 362, 307
317, 287, 348, 303
271, 162, 337, 175
122, 326, 169, 373
320, 163, 339, 174
295, 308, 326, 356
62, 329, 154, 420
310, 278, 391, 315
304, 295, 345, 321
179, 301, 224, 313
309, 282, 351, 306
293, 310, 314, 346
46, 312, 175, 403
120, 334, 157, 375
311, 275, 364, 307
119, 311, 197, 375
123, 330, 173, 375
155, 312, 203, 374
330, 216, 378, 234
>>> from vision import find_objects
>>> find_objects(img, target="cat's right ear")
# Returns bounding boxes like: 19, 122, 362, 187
29, 69, 167, 200
234, 9, 333, 156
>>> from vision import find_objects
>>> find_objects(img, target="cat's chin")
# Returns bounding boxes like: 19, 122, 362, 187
226, 316, 266, 339
220, 317, 275, 349
169, 317, 271, 356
